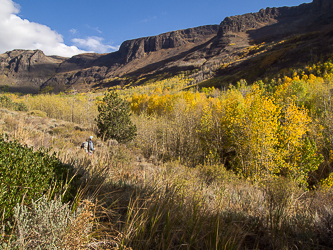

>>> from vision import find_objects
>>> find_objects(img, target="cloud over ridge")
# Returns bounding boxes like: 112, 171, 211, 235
72, 36, 119, 53
0, 0, 119, 57
0, 0, 85, 57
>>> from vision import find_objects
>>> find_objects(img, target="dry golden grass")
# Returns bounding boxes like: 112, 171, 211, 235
61, 200, 95, 250
1, 108, 333, 249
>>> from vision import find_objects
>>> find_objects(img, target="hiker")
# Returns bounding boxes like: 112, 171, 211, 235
81, 136, 95, 155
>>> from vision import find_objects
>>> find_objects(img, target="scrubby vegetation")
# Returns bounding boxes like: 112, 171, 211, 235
1, 59, 333, 249
0, 136, 72, 221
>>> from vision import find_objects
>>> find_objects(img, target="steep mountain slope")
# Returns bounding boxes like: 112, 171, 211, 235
0, 49, 65, 93
201, 0, 333, 87
0, 0, 332, 93
44, 25, 220, 92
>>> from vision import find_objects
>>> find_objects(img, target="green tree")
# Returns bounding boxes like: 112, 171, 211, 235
96, 91, 137, 143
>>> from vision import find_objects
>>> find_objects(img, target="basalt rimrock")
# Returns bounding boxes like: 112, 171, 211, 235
217, 0, 333, 44
0, 0, 333, 93
117, 25, 220, 63
0, 49, 65, 93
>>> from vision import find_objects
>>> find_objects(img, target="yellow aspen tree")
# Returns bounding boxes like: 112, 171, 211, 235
277, 99, 322, 186
221, 85, 279, 180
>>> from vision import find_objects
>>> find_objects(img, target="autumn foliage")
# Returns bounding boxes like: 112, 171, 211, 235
2, 60, 333, 188
3, 59, 333, 249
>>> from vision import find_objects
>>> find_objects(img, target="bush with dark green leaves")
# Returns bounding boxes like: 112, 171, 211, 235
0, 95, 28, 111
95, 91, 137, 143
0, 135, 71, 221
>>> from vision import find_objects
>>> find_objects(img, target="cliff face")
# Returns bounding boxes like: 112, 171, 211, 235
118, 25, 220, 63
0, 0, 333, 93
0, 49, 63, 75
0, 50, 65, 92
38, 25, 220, 92
218, 0, 333, 38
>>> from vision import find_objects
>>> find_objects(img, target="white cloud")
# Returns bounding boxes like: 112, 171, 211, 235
0, 0, 19, 19
0, 0, 86, 57
72, 36, 119, 53
93, 27, 102, 34
69, 28, 77, 34
86, 25, 102, 34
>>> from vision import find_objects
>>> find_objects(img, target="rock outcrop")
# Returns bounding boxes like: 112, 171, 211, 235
0, 50, 65, 92
218, 0, 333, 39
117, 25, 220, 63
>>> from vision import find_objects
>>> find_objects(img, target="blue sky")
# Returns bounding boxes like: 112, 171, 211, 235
0, 0, 312, 57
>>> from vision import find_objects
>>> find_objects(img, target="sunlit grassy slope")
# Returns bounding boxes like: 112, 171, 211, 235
2, 59, 333, 249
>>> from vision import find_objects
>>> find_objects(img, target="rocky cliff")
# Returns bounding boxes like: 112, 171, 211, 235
218, 0, 333, 40
117, 25, 220, 63
0, 0, 333, 93
0, 50, 65, 92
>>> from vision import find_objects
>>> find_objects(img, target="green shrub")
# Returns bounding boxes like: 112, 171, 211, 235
0, 135, 71, 221
0, 95, 28, 112
96, 91, 137, 143
27, 110, 48, 117
15, 102, 28, 112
